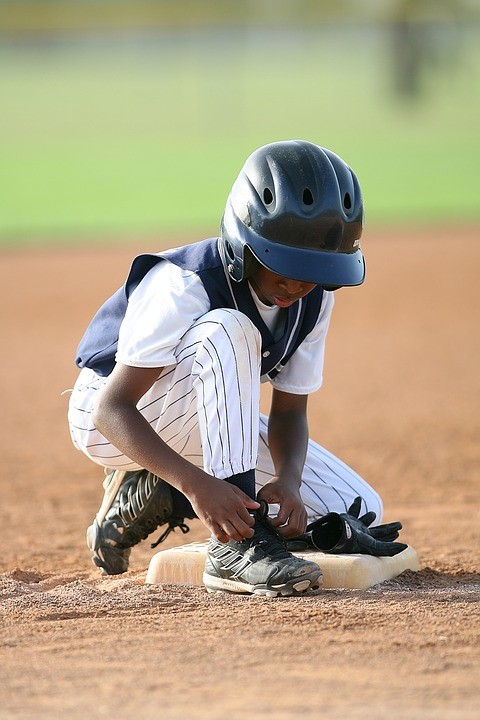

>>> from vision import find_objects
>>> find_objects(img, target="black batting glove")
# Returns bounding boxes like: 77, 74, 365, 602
305, 496, 407, 557
286, 497, 408, 556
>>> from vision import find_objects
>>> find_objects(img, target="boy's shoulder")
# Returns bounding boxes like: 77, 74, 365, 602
161, 237, 222, 273
125, 238, 222, 296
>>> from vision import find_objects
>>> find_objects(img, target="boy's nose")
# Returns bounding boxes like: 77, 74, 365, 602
279, 278, 303, 295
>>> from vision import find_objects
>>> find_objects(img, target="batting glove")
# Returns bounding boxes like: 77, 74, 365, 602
306, 496, 408, 556
287, 497, 407, 556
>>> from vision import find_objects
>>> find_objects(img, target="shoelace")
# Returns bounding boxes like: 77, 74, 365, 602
150, 519, 190, 548
250, 503, 292, 560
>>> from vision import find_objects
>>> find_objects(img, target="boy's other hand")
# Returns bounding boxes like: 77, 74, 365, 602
257, 479, 307, 538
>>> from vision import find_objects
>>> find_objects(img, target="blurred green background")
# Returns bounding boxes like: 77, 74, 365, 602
0, 0, 479, 246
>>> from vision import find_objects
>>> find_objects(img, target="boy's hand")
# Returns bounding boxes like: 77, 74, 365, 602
189, 478, 259, 543
257, 478, 307, 538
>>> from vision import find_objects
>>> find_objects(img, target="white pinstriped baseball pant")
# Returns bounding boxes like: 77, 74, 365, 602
68, 309, 383, 522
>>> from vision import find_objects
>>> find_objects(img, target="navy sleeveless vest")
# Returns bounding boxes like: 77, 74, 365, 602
75, 238, 324, 380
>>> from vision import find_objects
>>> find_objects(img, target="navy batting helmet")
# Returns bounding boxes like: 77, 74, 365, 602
220, 140, 365, 287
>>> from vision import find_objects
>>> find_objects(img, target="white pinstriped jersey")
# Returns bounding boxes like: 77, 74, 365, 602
116, 259, 335, 395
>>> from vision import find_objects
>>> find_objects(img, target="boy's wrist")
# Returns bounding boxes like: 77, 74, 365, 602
271, 472, 303, 490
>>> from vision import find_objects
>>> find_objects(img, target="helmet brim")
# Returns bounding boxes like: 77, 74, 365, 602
248, 234, 365, 287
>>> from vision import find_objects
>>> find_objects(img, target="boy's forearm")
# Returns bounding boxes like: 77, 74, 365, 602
267, 410, 308, 486
92, 398, 211, 498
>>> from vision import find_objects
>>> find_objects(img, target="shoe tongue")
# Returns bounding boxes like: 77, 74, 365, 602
253, 514, 291, 559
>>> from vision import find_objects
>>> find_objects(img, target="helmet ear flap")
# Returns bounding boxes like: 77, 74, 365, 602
220, 207, 254, 282
224, 240, 235, 264
219, 218, 244, 281
224, 241, 239, 279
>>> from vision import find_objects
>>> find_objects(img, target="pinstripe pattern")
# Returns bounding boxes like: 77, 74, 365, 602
256, 414, 383, 523
68, 309, 261, 478
190, 310, 260, 476
68, 308, 382, 523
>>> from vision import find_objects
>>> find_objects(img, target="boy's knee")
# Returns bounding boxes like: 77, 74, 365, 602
200, 309, 261, 354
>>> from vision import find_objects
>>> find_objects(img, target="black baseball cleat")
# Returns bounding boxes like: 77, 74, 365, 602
203, 501, 323, 597
86, 469, 189, 575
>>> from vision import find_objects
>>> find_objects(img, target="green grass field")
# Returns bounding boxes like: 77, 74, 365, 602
1, 27, 479, 246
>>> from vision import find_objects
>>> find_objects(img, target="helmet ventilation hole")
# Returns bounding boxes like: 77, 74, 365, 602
303, 188, 314, 205
344, 192, 352, 210
225, 241, 235, 262
263, 187, 274, 205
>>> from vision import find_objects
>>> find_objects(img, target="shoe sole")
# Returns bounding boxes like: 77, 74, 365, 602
86, 521, 130, 575
86, 522, 111, 575
202, 570, 322, 597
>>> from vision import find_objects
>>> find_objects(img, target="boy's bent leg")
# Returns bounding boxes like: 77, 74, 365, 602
184, 308, 262, 492
70, 310, 263, 573
69, 310, 262, 486
256, 414, 383, 523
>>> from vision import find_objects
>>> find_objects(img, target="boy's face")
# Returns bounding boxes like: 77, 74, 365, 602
249, 265, 317, 308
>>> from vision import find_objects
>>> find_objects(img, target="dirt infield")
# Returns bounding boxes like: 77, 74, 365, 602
1, 227, 479, 720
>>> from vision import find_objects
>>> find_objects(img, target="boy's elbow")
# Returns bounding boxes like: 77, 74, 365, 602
92, 393, 133, 438
92, 396, 116, 436
92, 404, 106, 434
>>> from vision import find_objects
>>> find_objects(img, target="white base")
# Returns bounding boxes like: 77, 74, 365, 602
145, 542, 419, 590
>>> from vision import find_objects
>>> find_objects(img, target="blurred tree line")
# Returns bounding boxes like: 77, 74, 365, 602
0, 0, 478, 101
0, 0, 478, 33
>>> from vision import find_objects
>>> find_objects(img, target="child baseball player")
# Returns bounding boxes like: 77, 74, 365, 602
68, 140, 406, 596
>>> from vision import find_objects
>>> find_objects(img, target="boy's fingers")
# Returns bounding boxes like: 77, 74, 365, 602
210, 487, 260, 541
213, 526, 230, 543
221, 520, 243, 542
232, 496, 259, 526
233, 488, 260, 510
244, 498, 261, 509
222, 517, 255, 541
271, 507, 288, 525
234, 508, 256, 536
270, 504, 307, 536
